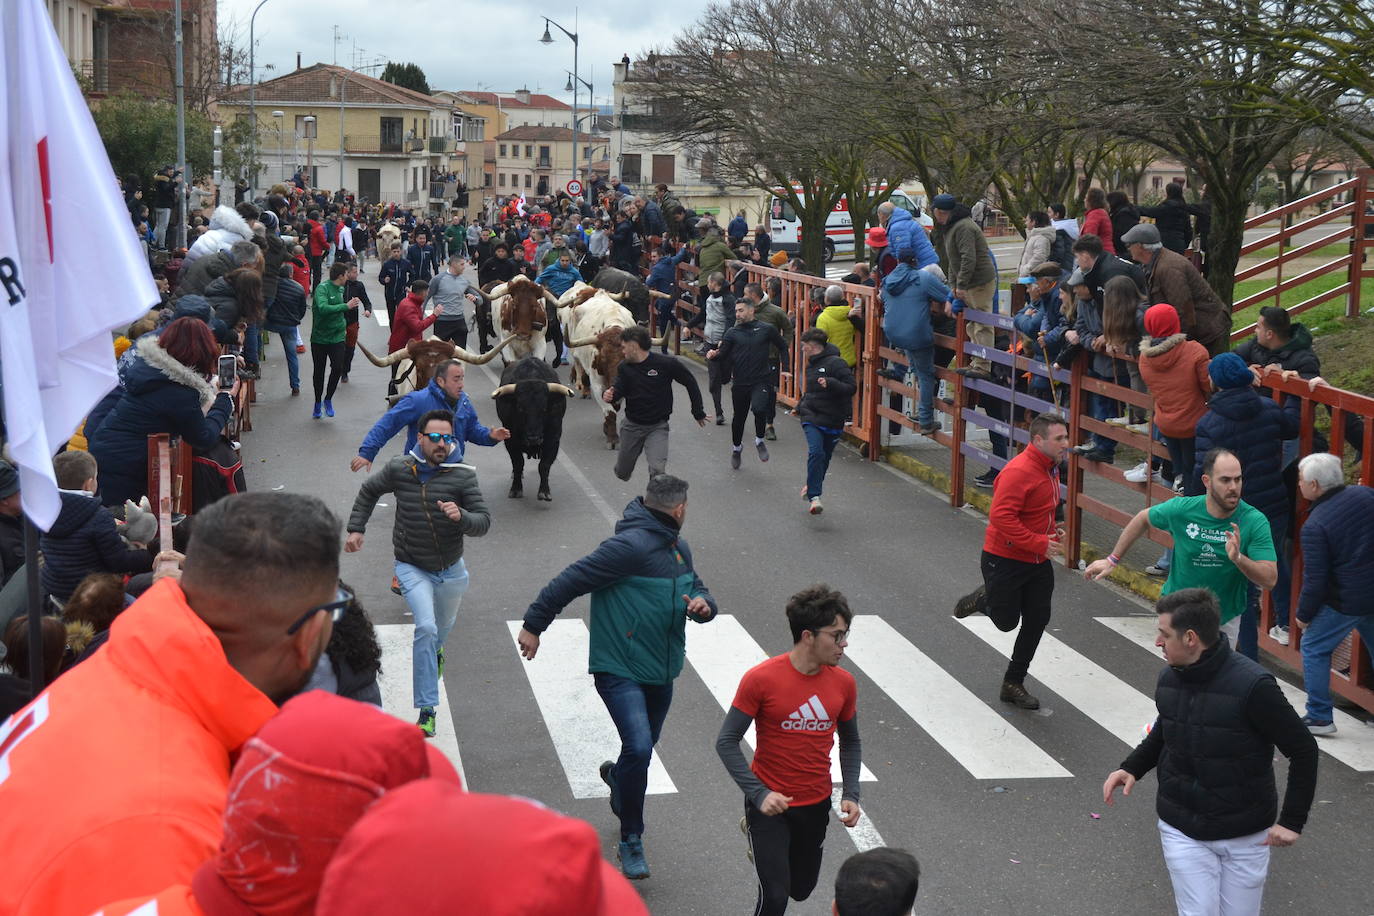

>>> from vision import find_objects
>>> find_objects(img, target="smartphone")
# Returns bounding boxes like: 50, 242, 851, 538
217, 355, 237, 388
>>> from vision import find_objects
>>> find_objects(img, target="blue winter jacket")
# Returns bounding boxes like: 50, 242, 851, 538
357, 380, 496, 462
41, 491, 153, 601
1296, 485, 1374, 622
523, 498, 718, 686
1192, 387, 1300, 520
885, 207, 939, 268
881, 263, 951, 350
647, 246, 691, 297
535, 261, 582, 297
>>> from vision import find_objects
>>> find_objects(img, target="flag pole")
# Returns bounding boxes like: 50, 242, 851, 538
23, 518, 44, 696
174, 0, 188, 249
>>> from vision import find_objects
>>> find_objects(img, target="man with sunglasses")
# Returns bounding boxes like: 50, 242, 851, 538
346, 409, 491, 738
717, 583, 863, 916
0, 493, 343, 916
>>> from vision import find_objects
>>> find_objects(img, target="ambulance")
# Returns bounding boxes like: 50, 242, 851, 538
769, 188, 932, 263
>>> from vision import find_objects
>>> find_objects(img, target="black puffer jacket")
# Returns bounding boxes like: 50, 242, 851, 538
40, 491, 152, 602
266, 276, 308, 327
347, 448, 491, 572
1193, 387, 1300, 520
202, 275, 242, 327
796, 343, 857, 429
1122, 637, 1318, 840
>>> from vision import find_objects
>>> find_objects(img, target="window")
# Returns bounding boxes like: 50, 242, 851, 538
484, 172, 492, 187
524, 174, 532, 188
499, 173, 506, 187
499, 144, 507, 157
651, 154, 675, 185
700, 151, 716, 182
525, 145, 533, 158
772, 198, 797, 222
511, 173, 519, 187
380, 117, 403, 153
469, 119, 485, 141
1152, 176, 1163, 189
621, 154, 641, 184
583, 146, 592, 160
538, 145, 551, 168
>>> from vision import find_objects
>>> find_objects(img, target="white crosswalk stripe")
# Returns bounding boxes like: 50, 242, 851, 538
846, 615, 1071, 779
506, 619, 677, 799
375, 624, 467, 786
956, 617, 1159, 748
1097, 616, 1374, 772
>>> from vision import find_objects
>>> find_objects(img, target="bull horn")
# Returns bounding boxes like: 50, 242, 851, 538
547, 383, 577, 397
491, 384, 517, 398
566, 334, 600, 348
489, 282, 510, 299
450, 335, 517, 365
650, 335, 667, 346
543, 288, 560, 306
357, 341, 407, 367
608, 290, 629, 302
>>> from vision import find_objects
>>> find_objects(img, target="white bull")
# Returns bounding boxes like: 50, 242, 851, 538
564, 289, 663, 449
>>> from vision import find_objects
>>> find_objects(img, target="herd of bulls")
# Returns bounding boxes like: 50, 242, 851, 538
357, 268, 665, 502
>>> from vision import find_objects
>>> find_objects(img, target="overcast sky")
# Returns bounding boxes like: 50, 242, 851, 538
219, 0, 701, 109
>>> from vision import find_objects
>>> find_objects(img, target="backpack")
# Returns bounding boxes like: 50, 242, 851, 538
1050, 229, 1074, 270
191, 438, 247, 512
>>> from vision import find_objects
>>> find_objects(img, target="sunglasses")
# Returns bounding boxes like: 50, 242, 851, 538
423, 432, 457, 444
286, 585, 354, 635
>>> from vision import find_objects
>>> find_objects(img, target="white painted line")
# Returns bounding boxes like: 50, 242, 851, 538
372, 307, 390, 329
831, 786, 885, 851
1098, 616, 1374, 772
957, 616, 1157, 748
685, 614, 877, 784
845, 615, 1071, 779
375, 624, 467, 787
506, 619, 677, 799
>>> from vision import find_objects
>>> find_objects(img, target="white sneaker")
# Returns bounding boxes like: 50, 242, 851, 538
1268, 625, 1290, 646
1105, 416, 1132, 427
1123, 461, 1151, 483
809, 496, 824, 515
1127, 421, 1151, 435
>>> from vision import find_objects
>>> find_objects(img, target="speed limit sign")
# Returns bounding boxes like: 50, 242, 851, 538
566, 179, 584, 196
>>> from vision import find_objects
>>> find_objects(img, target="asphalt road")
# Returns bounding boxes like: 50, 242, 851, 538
244, 267, 1374, 916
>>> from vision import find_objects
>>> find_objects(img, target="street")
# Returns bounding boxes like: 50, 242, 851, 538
246, 267, 1374, 916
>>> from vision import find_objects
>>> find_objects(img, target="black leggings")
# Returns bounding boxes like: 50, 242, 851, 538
545, 302, 563, 361
979, 551, 1054, 684
434, 318, 468, 349
311, 341, 346, 403
744, 797, 830, 916
731, 383, 771, 446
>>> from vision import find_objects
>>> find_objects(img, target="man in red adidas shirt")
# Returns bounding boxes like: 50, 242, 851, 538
952, 413, 1070, 710
717, 584, 863, 916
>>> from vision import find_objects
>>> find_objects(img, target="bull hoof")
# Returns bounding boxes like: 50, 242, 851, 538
581, 392, 591, 399
509, 488, 523, 498
537, 490, 552, 501
608, 441, 618, 450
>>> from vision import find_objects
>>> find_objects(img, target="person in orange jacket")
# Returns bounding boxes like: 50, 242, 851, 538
951, 414, 1071, 711
93, 690, 461, 916
0, 492, 343, 916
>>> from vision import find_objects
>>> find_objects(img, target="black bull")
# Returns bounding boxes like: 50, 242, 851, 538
491, 356, 576, 501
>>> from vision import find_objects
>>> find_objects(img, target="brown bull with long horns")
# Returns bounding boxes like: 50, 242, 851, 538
357, 336, 514, 405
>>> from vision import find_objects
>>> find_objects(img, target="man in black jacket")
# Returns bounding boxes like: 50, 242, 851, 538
708, 299, 788, 469
377, 243, 414, 326
795, 328, 856, 515
345, 409, 491, 738
406, 231, 438, 282
603, 326, 706, 481
477, 244, 520, 349
1103, 588, 1317, 916
263, 264, 309, 395
340, 258, 373, 383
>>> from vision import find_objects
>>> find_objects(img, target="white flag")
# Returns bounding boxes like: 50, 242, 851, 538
516, 193, 527, 216
0, 0, 159, 531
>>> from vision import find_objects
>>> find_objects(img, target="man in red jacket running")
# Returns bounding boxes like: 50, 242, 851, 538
952, 414, 1070, 709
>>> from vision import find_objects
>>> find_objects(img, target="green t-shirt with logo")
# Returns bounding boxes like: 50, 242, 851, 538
1148, 495, 1275, 623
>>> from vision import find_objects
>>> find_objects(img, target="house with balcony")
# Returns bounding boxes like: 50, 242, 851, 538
431, 90, 508, 217
494, 126, 609, 199
61, 0, 218, 106
217, 63, 459, 210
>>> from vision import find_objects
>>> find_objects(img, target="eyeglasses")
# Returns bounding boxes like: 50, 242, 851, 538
286, 585, 353, 635
813, 627, 850, 645
423, 432, 457, 444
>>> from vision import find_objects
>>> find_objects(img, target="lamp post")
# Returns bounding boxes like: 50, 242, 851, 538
540, 16, 578, 191
565, 70, 593, 184
272, 110, 285, 186
303, 115, 316, 187
247, 0, 272, 199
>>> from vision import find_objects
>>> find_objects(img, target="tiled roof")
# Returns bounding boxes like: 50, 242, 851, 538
218, 64, 447, 109
496, 126, 608, 141
460, 90, 571, 111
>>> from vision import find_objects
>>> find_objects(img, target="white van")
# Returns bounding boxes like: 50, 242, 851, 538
769, 189, 932, 263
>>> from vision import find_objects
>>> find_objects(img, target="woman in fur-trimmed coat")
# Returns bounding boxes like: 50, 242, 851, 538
89, 318, 235, 506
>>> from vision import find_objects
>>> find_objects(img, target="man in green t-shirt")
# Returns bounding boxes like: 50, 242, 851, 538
1086, 449, 1277, 642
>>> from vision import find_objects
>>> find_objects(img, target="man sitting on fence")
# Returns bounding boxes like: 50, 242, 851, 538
931, 194, 998, 381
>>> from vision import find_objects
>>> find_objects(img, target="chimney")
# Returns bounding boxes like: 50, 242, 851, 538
515, 86, 532, 105
296, 52, 302, 70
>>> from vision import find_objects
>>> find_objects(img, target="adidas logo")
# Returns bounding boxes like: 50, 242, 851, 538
781, 694, 834, 732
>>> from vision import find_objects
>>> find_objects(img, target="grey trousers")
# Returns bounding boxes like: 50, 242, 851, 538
615, 419, 670, 481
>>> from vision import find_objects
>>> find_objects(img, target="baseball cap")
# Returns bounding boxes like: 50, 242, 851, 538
316, 781, 648, 916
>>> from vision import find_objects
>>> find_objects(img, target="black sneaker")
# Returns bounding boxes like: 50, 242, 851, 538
731, 449, 742, 470
917, 422, 940, 436
715, 415, 726, 426
974, 470, 997, 489
953, 585, 986, 619
600, 759, 622, 815
1000, 681, 1040, 710
955, 366, 992, 381
1076, 449, 1114, 464
756, 441, 769, 462
1301, 716, 1337, 736
765, 425, 777, 441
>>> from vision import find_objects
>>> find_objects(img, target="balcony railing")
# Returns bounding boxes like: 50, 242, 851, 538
429, 137, 452, 154
535, 157, 552, 169
341, 135, 432, 155
407, 138, 425, 152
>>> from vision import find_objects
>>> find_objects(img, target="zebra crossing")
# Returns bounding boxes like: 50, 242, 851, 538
377, 611, 1374, 804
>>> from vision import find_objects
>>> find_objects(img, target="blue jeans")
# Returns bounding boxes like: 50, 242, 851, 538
243, 323, 260, 365
263, 322, 300, 390
395, 557, 469, 709
1088, 367, 1127, 458
1301, 606, 1374, 721
594, 672, 674, 839
902, 347, 937, 426
802, 423, 841, 499
1242, 513, 1293, 652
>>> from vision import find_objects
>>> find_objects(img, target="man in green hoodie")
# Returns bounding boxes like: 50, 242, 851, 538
517, 474, 718, 882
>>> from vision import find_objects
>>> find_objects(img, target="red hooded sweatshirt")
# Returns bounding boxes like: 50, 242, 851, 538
983, 442, 1061, 563
388, 291, 437, 352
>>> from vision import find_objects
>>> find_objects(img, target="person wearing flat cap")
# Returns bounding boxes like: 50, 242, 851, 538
0, 461, 22, 588
1121, 221, 1232, 356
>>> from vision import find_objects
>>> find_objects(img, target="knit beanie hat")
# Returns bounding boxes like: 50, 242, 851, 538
768, 250, 788, 267
1143, 303, 1181, 339
1208, 351, 1253, 389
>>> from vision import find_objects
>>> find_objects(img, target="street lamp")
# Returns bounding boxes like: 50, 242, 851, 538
565, 70, 593, 184
272, 110, 285, 187
247, 0, 272, 199
540, 16, 578, 191
303, 115, 316, 187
